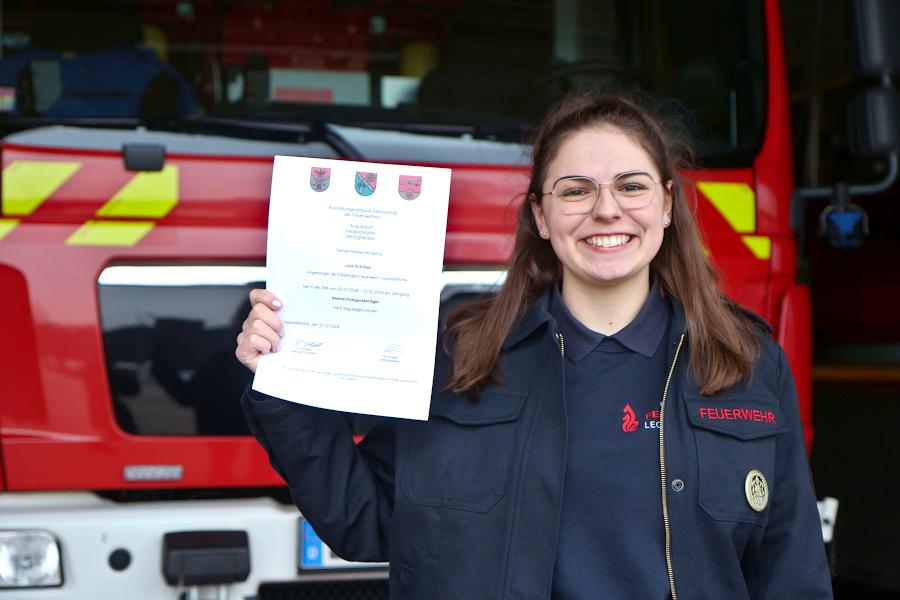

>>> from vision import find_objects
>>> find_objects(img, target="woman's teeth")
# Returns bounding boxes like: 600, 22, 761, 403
585, 234, 631, 248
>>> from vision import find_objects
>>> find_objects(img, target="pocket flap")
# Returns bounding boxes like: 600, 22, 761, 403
429, 387, 527, 425
684, 395, 789, 440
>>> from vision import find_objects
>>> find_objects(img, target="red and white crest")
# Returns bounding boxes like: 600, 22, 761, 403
398, 175, 422, 201
310, 167, 331, 192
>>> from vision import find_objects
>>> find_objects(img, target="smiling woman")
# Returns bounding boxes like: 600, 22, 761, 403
235, 91, 832, 599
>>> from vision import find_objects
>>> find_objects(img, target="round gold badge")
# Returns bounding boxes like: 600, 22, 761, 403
744, 469, 769, 512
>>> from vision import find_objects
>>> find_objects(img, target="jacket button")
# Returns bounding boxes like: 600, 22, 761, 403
671, 478, 685, 492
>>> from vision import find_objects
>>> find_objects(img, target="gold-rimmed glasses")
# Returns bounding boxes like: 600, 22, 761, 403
542, 171, 661, 214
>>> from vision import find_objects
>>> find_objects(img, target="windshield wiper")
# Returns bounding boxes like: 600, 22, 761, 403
169, 116, 363, 159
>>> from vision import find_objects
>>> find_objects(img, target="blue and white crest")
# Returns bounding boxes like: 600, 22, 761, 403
355, 172, 377, 196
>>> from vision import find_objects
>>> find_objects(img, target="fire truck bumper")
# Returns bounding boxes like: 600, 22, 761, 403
0, 491, 386, 599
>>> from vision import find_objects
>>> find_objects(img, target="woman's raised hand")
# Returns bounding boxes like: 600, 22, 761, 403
235, 289, 285, 373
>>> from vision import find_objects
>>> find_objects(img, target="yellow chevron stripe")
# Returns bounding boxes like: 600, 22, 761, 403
697, 181, 756, 233
0, 218, 19, 241
2, 161, 81, 215
96, 165, 178, 218
741, 235, 771, 260
66, 220, 155, 246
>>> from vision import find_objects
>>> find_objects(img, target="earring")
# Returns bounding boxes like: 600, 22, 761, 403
664, 218, 671, 227
540, 230, 549, 239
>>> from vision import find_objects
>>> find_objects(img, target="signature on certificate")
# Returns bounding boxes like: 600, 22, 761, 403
290, 338, 327, 355
381, 343, 404, 363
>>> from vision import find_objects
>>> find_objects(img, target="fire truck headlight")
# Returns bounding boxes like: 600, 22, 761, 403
0, 530, 63, 588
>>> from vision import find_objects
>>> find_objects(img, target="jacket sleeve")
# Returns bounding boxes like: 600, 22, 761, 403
753, 345, 832, 599
241, 388, 395, 563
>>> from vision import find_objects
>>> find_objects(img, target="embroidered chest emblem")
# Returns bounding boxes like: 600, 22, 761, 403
744, 469, 769, 512
621, 404, 639, 432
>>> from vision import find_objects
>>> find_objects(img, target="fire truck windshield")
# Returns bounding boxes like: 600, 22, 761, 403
0, 0, 765, 165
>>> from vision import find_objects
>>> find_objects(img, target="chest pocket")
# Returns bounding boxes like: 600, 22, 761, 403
401, 387, 527, 513
684, 395, 790, 526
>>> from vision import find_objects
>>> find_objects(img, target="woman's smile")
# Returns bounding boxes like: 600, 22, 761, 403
582, 234, 633, 249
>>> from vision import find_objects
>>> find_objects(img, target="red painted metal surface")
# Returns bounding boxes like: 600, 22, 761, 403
754, 0, 795, 239
0, 413, 5, 489
687, 168, 771, 314
777, 285, 814, 453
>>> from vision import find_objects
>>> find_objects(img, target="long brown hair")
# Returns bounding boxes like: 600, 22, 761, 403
444, 91, 760, 396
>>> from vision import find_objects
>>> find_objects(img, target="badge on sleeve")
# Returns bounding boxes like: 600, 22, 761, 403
744, 469, 769, 512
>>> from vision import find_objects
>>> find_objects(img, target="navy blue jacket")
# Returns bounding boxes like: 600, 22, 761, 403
242, 293, 832, 599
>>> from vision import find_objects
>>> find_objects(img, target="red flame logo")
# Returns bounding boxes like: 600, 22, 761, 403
622, 403, 639, 432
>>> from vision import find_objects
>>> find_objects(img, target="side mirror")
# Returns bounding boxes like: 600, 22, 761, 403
849, 0, 900, 78
847, 87, 900, 159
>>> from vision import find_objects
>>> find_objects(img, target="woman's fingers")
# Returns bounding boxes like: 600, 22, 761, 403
246, 315, 282, 350
243, 301, 285, 337
236, 326, 281, 372
249, 288, 283, 310
236, 289, 286, 372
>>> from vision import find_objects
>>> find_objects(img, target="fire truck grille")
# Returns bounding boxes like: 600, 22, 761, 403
258, 580, 388, 600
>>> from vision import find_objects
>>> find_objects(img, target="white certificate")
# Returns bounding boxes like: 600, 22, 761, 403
252, 155, 451, 420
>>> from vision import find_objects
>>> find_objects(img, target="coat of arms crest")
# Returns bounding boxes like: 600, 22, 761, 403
355, 172, 377, 196
398, 175, 422, 200
310, 167, 331, 192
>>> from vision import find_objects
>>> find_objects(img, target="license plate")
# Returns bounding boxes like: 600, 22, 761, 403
298, 519, 389, 572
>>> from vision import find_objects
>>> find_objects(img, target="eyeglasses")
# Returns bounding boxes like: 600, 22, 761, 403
542, 171, 661, 214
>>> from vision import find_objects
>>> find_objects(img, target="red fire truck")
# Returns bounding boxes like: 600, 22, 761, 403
0, 0, 897, 597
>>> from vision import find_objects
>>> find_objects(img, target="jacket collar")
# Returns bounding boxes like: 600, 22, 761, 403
501, 289, 555, 350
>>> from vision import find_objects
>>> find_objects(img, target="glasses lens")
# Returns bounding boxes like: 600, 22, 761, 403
554, 177, 598, 214
612, 172, 656, 208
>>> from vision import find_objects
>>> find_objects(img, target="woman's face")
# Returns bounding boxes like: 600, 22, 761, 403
532, 126, 672, 293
